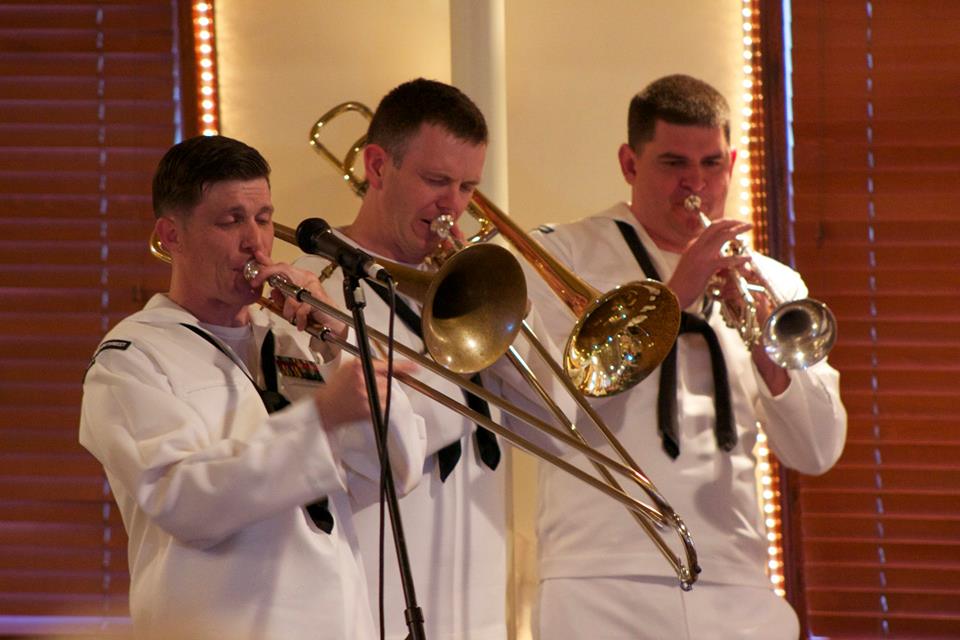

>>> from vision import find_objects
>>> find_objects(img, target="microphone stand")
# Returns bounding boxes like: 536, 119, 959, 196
341, 272, 426, 640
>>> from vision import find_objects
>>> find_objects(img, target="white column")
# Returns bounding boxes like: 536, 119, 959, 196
449, 0, 509, 207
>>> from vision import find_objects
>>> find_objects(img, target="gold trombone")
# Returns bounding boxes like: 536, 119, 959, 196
306, 103, 699, 589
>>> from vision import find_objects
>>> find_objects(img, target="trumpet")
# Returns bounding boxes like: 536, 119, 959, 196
685, 195, 837, 369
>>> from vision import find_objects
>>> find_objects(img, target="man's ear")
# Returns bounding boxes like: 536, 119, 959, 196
363, 144, 389, 190
617, 143, 638, 185
728, 148, 738, 179
154, 216, 180, 256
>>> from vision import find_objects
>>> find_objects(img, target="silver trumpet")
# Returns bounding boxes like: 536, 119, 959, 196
685, 195, 837, 369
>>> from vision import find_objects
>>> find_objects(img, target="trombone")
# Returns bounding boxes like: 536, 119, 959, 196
307, 103, 699, 589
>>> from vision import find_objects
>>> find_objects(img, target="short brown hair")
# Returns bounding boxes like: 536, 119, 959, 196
627, 74, 730, 151
152, 135, 270, 218
366, 78, 487, 165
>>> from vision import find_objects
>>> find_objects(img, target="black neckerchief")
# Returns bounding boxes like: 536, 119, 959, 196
365, 283, 501, 481
613, 221, 736, 458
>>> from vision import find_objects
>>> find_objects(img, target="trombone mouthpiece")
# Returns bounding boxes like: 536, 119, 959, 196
431, 214, 455, 239
242, 260, 261, 282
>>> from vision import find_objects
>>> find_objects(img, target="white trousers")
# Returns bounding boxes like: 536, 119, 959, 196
536, 576, 800, 640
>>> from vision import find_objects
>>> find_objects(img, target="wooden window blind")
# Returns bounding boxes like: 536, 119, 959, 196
782, 1, 960, 637
0, 1, 193, 632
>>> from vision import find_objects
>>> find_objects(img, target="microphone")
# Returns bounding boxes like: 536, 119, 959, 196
295, 218, 391, 283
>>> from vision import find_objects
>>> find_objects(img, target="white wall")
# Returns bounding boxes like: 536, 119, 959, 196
216, 1, 452, 261
505, 0, 746, 224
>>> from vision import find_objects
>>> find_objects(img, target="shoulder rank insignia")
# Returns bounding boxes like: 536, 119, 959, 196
276, 356, 325, 382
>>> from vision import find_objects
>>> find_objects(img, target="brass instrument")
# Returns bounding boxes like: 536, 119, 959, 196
306, 104, 698, 589
685, 195, 837, 369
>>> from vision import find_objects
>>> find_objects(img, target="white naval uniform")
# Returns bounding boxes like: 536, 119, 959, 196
79, 294, 426, 640
523, 203, 847, 640
297, 248, 508, 640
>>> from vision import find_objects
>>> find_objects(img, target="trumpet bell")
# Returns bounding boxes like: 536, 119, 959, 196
413, 243, 527, 375
762, 298, 837, 370
565, 281, 681, 397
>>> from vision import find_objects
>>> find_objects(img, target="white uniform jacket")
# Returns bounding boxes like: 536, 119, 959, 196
79, 294, 426, 640
297, 248, 508, 640
525, 203, 847, 589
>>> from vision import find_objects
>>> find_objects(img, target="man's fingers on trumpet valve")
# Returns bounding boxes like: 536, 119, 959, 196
666, 219, 752, 310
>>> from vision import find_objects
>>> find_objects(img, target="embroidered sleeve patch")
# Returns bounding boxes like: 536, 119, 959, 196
276, 356, 325, 382
94, 339, 131, 359
84, 339, 132, 382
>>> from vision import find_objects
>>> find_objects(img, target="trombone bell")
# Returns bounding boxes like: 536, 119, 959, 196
419, 243, 528, 374
566, 281, 681, 397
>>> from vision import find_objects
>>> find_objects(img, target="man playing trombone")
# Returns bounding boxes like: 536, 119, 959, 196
297, 78, 533, 640
79, 134, 426, 639
522, 74, 848, 639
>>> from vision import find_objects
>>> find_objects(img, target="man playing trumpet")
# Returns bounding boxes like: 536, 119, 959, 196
523, 74, 848, 639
